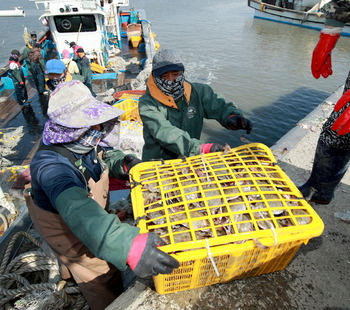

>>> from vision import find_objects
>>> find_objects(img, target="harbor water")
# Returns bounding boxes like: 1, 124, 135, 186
1, 0, 350, 149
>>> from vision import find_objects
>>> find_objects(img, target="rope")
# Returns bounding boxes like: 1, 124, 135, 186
0, 231, 41, 275
0, 231, 88, 310
0, 214, 8, 234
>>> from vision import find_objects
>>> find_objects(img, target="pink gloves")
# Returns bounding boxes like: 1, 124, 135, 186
126, 233, 179, 278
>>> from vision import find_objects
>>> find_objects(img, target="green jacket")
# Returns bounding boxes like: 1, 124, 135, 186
139, 77, 243, 161
22, 46, 31, 69
30, 147, 140, 270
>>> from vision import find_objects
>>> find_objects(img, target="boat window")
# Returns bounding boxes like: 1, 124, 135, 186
54, 15, 97, 33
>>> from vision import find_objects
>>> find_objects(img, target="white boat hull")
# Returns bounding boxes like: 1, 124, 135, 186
248, 0, 350, 36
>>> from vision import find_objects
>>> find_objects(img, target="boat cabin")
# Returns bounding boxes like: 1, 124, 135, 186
31, 0, 132, 67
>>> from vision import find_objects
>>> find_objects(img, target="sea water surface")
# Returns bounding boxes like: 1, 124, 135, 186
1, 0, 350, 149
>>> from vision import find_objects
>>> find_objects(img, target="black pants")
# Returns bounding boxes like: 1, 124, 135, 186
30, 63, 46, 94
10, 76, 28, 105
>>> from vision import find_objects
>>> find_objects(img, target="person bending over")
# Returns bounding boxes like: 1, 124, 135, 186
26, 80, 179, 310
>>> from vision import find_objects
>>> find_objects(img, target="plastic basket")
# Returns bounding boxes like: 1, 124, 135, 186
113, 90, 145, 101
129, 143, 324, 294
113, 99, 140, 121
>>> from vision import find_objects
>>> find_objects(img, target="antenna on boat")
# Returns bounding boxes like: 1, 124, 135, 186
76, 23, 82, 45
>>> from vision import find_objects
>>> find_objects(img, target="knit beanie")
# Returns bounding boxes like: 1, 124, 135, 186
152, 49, 185, 77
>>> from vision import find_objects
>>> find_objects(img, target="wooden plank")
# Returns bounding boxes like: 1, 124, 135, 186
21, 139, 41, 166
0, 83, 38, 128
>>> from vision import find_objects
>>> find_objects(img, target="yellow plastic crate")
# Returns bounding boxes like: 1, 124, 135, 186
129, 143, 324, 294
113, 99, 140, 121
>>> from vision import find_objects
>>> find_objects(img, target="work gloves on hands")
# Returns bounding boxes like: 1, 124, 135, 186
126, 233, 180, 278
226, 115, 253, 134
200, 143, 224, 154
122, 154, 141, 180
311, 27, 342, 79
331, 89, 350, 135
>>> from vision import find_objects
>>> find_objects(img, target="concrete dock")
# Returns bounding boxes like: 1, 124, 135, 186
107, 85, 350, 310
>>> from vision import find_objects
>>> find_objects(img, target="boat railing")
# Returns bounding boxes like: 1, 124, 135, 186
137, 10, 157, 61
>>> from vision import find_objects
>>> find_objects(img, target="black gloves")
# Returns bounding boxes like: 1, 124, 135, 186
121, 154, 141, 180
227, 115, 253, 134
126, 233, 180, 278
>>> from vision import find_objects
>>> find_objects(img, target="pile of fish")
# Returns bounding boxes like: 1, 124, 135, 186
133, 146, 312, 249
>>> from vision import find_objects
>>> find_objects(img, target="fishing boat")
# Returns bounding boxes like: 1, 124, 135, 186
248, 0, 350, 36
1, 0, 159, 96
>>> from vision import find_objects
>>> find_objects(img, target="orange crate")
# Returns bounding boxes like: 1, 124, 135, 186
113, 90, 145, 101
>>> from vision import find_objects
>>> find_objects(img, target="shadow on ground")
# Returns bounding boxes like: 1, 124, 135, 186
109, 160, 350, 310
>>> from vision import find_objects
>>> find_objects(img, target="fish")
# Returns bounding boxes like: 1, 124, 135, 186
223, 143, 231, 154
240, 135, 250, 144
147, 203, 166, 225
334, 211, 350, 224
292, 209, 311, 225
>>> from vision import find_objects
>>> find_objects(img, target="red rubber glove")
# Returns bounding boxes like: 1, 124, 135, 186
200, 143, 224, 154
311, 27, 342, 79
331, 90, 350, 135
333, 89, 350, 112
126, 233, 180, 278
320, 54, 333, 78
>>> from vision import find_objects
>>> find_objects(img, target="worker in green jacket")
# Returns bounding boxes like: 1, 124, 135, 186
8, 49, 28, 105
26, 81, 179, 310
139, 49, 253, 161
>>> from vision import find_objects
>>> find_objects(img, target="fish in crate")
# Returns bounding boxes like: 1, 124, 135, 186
129, 143, 324, 294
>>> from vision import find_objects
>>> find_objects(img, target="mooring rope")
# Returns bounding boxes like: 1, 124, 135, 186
0, 231, 89, 310
0, 214, 8, 235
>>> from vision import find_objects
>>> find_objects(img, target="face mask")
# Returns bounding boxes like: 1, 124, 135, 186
79, 128, 105, 147
51, 73, 66, 87
154, 74, 185, 101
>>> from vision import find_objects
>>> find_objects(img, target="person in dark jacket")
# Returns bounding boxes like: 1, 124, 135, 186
26, 80, 179, 310
139, 49, 253, 161
28, 43, 46, 94
298, 0, 350, 205
75, 47, 96, 97
8, 49, 28, 105
45, 59, 69, 91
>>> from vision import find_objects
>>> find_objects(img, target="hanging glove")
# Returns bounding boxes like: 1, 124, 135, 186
331, 89, 350, 135
227, 115, 253, 134
126, 233, 180, 278
311, 27, 342, 79
200, 143, 224, 154
122, 154, 141, 179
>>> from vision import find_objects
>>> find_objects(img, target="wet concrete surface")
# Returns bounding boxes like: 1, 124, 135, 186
1, 79, 349, 310
107, 87, 350, 310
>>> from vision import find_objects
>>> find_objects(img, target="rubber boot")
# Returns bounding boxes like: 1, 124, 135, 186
298, 140, 350, 204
